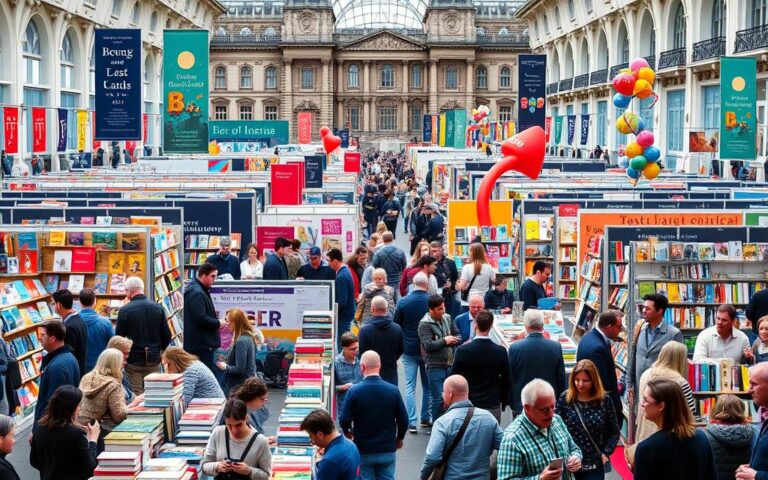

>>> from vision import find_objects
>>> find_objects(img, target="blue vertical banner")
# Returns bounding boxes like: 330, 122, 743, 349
567, 115, 576, 145
339, 129, 349, 148
580, 115, 590, 145
94, 29, 142, 140
304, 155, 323, 188
57, 108, 68, 152
423, 115, 433, 143
518, 54, 547, 131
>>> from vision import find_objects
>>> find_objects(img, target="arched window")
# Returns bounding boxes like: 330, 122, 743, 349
23, 21, 42, 84
112, 0, 123, 16
499, 27, 509, 37
673, 3, 686, 49
265, 66, 277, 89
348, 64, 359, 88
621, 35, 629, 63
712, 0, 725, 37
584, 0, 593, 12
131, 2, 140, 24
240, 27, 252, 36
380, 63, 394, 88
216, 27, 227, 36
165, 18, 172, 29
240, 66, 252, 88
60, 32, 75, 89
476, 27, 485, 36
445, 65, 458, 89
476, 65, 487, 89
554, 6, 561, 27
89, 41, 95, 98
150, 12, 157, 31
500, 66, 511, 88
568, 0, 575, 19
753, 0, 768, 27
215, 66, 226, 89
411, 63, 422, 88
264, 27, 277, 38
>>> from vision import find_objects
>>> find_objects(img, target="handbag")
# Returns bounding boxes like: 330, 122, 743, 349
460, 274, 478, 302
573, 402, 612, 473
428, 407, 475, 480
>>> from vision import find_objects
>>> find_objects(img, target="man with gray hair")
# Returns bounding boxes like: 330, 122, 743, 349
116, 276, 172, 394
506, 309, 566, 415
359, 296, 404, 386
372, 231, 407, 301
497, 379, 582, 479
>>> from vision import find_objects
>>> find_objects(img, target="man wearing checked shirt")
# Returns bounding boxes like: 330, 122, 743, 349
497, 379, 582, 480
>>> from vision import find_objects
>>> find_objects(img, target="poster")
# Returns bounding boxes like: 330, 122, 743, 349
567, 115, 576, 145
344, 151, 361, 173
142, 113, 148, 144
554, 116, 563, 144
423, 114, 433, 143
76, 110, 88, 151
57, 108, 68, 152
162, 30, 209, 153
256, 226, 295, 255
580, 115, 590, 145
545, 116, 552, 144
305, 155, 323, 188
720, 57, 757, 160
208, 120, 289, 152
95, 29, 142, 140
339, 129, 349, 148
297, 112, 312, 144
271, 163, 303, 205
446, 200, 515, 273
32, 107, 46, 153
518, 54, 546, 131
3, 107, 18, 154
689, 131, 719, 152
259, 208, 358, 255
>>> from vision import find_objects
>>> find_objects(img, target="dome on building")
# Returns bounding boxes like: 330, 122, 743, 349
332, 0, 429, 30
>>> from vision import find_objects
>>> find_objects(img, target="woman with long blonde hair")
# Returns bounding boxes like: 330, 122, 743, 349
456, 242, 495, 303
216, 309, 260, 393
162, 346, 224, 405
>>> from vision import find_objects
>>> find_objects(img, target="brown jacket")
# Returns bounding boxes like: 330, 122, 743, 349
284, 251, 303, 279
77, 371, 127, 430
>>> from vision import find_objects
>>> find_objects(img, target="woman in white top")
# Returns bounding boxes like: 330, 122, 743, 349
457, 242, 495, 302
240, 243, 263, 280
10, 158, 30, 177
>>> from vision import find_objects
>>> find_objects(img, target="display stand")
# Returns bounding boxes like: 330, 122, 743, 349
553, 205, 579, 301
183, 233, 242, 280
489, 311, 577, 371
151, 226, 185, 346
520, 210, 554, 295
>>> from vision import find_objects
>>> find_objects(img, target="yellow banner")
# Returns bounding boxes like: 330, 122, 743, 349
76, 110, 87, 151
438, 113, 446, 147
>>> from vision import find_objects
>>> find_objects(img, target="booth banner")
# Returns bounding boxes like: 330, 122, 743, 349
567, 115, 576, 145
3, 107, 18, 154
92, 111, 100, 152
162, 30, 209, 154
94, 29, 142, 140
260, 212, 357, 255
554, 116, 563, 144
339, 129, 349, 148
423, 114, 433, 142
344, 151, 361, 173
256, 226, 296, 255
305, 155, 323, 188
720, 57, 757, 160
32, 107, 46, 153
297, 112, 312, 144
271, 163, 303, 205
580, 115, 590, 145
431, 115, 439, 145
545, 116, 552, 144
57, 108, 68, 152
438, 113, 447, 146
142, 113, 149, 143
209, 120, 289, 152
518, 54, 547, 131
76, 110, 88, 152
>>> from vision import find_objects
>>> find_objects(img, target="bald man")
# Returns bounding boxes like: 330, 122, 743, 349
421, 375, 503, 480
736, 362, 768, 480
339, 351, 408, 480
358, 296, 404, 386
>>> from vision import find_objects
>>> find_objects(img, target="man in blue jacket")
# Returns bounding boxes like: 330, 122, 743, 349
262, 236, 291, 280
359, 297, 404, 386
737, 362, 768, 480
301, 409, 360, 480
328, 248, 356, 349
183, 262, 226, 373
297, 246, 336, 280
204, 236, 241, 280
36, 320, 80, 421
393, 272, 431, 433
340, 351, 408, 480
79, 288, 114, 373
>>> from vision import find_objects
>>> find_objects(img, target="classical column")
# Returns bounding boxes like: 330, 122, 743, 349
402, 99, 409, 134
363, 60, 370, 96
401, 60, 409, 94
465, 59, 474, 110
337, 100, 344, 129
321, 59, 331, 128
337, 61, 344, 91
363, 98, 370, 132
429, 59, 438, 114
282, 59, 293, 139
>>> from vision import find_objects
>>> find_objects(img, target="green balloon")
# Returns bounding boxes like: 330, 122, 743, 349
630, 155, 648, 171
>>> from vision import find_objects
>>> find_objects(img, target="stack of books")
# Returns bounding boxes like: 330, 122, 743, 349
103, 431, 152, 466
301, 310, 334, 341
144, 373, 184, 408
136, 458, 192, 480
271, 448, 313, 480
112, 414, 166, 457
285, 364, 324, 408
92, 451, 142, 480
175, 398, 225, 446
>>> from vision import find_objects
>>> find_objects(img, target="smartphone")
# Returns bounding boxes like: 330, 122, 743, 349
548, 458, 563, 470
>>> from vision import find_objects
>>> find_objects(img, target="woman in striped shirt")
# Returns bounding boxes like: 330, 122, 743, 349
162, 346, 225, 405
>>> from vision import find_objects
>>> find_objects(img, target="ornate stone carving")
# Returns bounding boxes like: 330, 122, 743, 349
443, 12, 461, 35
441, 99, 463, 110
342, 32, 424, 52
296, 10, 316, 35
294, 99, 320, 112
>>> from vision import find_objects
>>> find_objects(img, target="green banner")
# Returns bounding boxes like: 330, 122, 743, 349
445, 111, 456, 149
209, 120, 290, 149
554, 116, 563, 144
744, 211, 768, 226
452, 109, 467, 149
720, 57, 757, 160
163, 30, 209, 153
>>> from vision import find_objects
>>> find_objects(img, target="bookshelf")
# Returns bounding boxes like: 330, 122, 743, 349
183, 233, 242, 280
452, 224, 517, 287
520, 212, 554, 297
688, 360, 757, 424
553, 208, 579, 301
151, 226, 185, 346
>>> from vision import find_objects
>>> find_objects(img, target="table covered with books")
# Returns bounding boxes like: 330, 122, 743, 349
489, 311, 578, 372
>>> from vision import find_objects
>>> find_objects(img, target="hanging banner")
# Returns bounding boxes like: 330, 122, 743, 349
256, 226, 296, 255
32, 107, 46, 153
580, 114, 590, 145
720, 57, 757, 160
518, 54, 547, 131
305, 155, 323, 189
162, 30, 209, 153
142, 113, 149, 144
423, 114, 433, 142
339, 129, 349, 148
554, 116, 563, 144
545, 116, 552, 144
92, 111, 100, 151
271, 163, 303, 205
297, 112, 312, 144
95, 28, 142, 140
57, 108, 68, 152
567, 115, 576, 145
208, 120, 290, 152
344, 151, 361, 173
76, 110, 88, 152
431, 115, 438, 145
438, 113, 446, 146
3, 107, 18, 154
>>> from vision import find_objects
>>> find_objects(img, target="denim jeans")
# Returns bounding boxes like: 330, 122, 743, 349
402, 354, 430, 426
360, 451, 396, 480
426, 365, 449, 421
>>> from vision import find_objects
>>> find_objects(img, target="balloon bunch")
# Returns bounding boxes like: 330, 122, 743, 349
611, 58, 662, 184
320, 126, 341, 154
468, 105, 491, 132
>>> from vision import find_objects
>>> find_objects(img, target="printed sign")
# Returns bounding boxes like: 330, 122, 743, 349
3, 107, 19, 154
76, 110, 88, 151
518, 54, 547, 131
95, 29, 142, 140
209, 120, 289, 152
720, 57, 757, 160
32, 108, 46, 153
305, 155, 323, 188
57, 108, 68, 152
297, 112, 312, 144
580, 115, 590, 145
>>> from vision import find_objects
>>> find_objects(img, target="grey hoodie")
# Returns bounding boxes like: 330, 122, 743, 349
703, 423, 753, 480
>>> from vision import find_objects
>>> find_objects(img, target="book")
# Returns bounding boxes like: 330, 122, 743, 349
92, 232, 118, 250
96, 216, 113, 225
122, 233, 141, 251
729, 241, 743, 260
94, 273, 109, 294
71, 247, 97, 273
110, 274, 127, 294
6, 257, 18, 275
68, 232, 85, 246
53, 250, 73, 272
19, 250, 38, 274
699, 243, 715, 261
44, 274, 59, 293
670, 242, 684, 260
16, 232, 38, 250
0, 255, 7, 274
743, 243, 758, 261
635, 242, 651, 262
714, 242, 730, 260
108, 253, 125, 274
49, 231, 66, 246
37, 301, 53, 320
653, 242, 669, 261
454, 227, 467, 243
80, 216, 95, 225
68, 274, 85, 294
126, 253, 145, 274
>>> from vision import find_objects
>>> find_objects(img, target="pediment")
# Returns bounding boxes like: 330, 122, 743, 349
338, 30, 425, 51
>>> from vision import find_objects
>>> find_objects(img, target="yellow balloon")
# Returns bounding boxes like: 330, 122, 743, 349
637, 67, 656, 85
633, 79, 652, 98
616, 113, 639, 135
626, 142, 644, 158
620, 68, 632, 74
643, 162, 661, 180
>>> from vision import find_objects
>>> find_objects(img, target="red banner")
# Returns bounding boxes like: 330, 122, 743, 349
142, 113, 149, 144
544, 116, 552, 144
3, 107, 19, 154
32, 107, 46, 153
270, 163, 303, 205
256, 226, 296, 255
126, 141, 136, 153
92, 111, 99, 151
297, 112, 312, 144
344, 151, 361, 173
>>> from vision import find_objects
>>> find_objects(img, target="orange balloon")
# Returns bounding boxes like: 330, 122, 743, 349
633, 79, 652, 98
637, 67, 656, 85
643, 162, 661, 180
626, 142, 644, 159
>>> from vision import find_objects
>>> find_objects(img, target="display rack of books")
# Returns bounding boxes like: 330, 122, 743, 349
554, 212, 579, 300
688, 360, 756, 424
175, 397, 226, 447
573, 232, 603, 332
152, 227, 184, 346
520, 213, 554, 296
452, 224, 519, 290
183, 233, 241, 280
489, 312, 578, 371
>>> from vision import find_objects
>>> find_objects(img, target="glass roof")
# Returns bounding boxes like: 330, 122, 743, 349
332, 0, 429, 30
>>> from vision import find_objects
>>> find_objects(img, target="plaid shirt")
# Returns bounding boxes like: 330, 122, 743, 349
497, 412, 582, 480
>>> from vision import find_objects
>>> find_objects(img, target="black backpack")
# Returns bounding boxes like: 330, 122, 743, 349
259, 350, 290, 389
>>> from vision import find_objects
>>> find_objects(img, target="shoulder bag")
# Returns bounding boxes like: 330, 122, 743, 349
428, 407, 475, 480
460, 274, 477, 302
215, 427, 261, 480
573, 402, 612, 473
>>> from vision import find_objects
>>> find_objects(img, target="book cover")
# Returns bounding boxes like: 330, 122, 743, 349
0, 255, 6, 274
36, 301, 53, 320
67, 232, 85, 246
22, 279, 40, 298
637, 281, 656, 298
728, 241, 743, 260
454, 228, 467, 243
112, 216, 130, 225
684, 243, 700, 261
94, 273, 109, 294
699, 243, 715, 261
524, 219, 539, 240
109, 253, 125, 274
743, 243, 758, 261
26, 306, 42, 324
68, 274, 85, 294
653, 242, 669, 262
96, 216, 113, 225
6, 257, 18, 275
714, 242, 730, 260
229, 233, 241, 250
759, 244, 768, 262
209, 236, 221, 249
670, 243, 684, 260
16, 232, 38, 250
92, 232, 117, 250
80, 216, 95, 225
497, 225, 509, 241
110, 274, 127, 294
198, 235, 210, 249
43, 275, 59, 293
52, 250, 73, 272
48, 231, 66, 246
127, 253, 145, 274
122, 233, 141, 251
17, 308, 33, 326
71, 247, 97, 273
635, 242, 651, 262
19, 250, 38, 274
12, 280, 30, 300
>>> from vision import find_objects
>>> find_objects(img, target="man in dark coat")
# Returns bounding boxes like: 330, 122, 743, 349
358, 297, 404, 386
328, 248, 356, 349
35, 321, 80, 422
262, 236, 291, 280
52, 289, 87, 380
204, 236, 241, 279
183, 262, 225, 373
